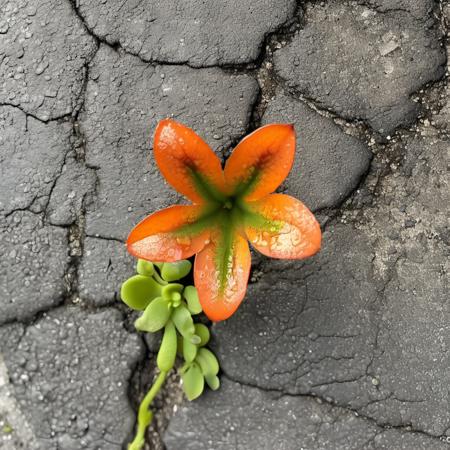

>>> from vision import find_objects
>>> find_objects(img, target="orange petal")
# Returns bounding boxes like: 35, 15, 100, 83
127, 205, 213, 262
154, 119, 227, 203
224, 124, 295, 201
194, 229, 251, 322
244, 194, 321, 259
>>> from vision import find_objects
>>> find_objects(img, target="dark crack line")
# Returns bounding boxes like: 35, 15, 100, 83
0, 297, 130, 330
67, 0, 264, 72
42, 147, 73, 223
0, 303, 66, 329
218, 1, 304, 156
0, 102, 74, 125
67, 0, 448, 150
47, 46, 101, 308
306, 0, 439, 22
271, 0, 448, 142
220, 371, 448, 442
66, 0, 304, 167
243, 1, 304, 131
85, 234, 125, 244
276, 81, 372, 136
2, 1, 448, 447
356, 0, 438, 23
3, 194, 41, 219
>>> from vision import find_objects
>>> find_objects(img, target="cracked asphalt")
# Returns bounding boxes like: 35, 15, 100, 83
0, 0, 449, 449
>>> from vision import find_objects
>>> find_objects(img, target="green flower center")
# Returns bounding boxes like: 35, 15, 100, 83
223, 198, 234, 210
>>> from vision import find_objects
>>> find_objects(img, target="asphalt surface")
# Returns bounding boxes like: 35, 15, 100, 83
0, 0, 449, 449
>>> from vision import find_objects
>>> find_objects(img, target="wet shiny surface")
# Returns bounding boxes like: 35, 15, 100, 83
245, 194, 321, 259
127, 205, 211, 261
154, 119, 226, 203
128, 119, 320, 321
194, 230, 251, 322
224, 123, 296, 200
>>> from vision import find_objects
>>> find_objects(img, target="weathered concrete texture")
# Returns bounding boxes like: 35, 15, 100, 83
355, 133, 449, 435
45, 151, 96, 227
0, 307, 144, 449
0, 106, 72, 217
0, 0, 97, 121
0, 354, 36, 450
205, 131, 450, 437
357, 0, 437, 19
262, 89, 372, 211
213, 224, 380, 395
165, 378, 447, 450
1, 0, 448, 448
434, 77, 450, 131
75, 0, 296, 67
438, 9, 450, 130
81, 45, 259, 240
274, 1, 445, 135
0, 212, 68, 325
79, 236, 134, 307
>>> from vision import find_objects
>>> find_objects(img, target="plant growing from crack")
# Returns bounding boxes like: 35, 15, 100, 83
121, 259, 218, 450
121, 119, 322, 448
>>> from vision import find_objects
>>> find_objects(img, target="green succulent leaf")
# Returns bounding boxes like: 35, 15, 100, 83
204, 373, 220, 391
136, 259, 155, 277
194, 323, 210, 347
157, 320, 177, 372
135, 297, 171, 332
183, 285, 202, 315
120, 275, 161, 311
171, 304, 196, 340
181, 362, 204, 401
183, 336, 198, 363
162, 283, 184, 305
161, 260, 192, 282
196, 347, 219, 376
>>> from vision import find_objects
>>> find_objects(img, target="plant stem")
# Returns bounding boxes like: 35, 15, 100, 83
128, 370, 168, 450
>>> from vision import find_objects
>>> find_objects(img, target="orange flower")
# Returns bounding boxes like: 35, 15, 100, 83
127, 119, 321, 322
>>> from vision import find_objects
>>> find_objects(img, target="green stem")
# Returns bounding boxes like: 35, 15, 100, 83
128, 370, 168, 450
153, 270, 168, 286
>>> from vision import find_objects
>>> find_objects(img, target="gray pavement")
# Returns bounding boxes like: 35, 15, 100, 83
0, 0, 449, 449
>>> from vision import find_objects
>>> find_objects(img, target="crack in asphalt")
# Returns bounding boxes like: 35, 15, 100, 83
68, 0, 262, 71
85, 234, 125, 244
1, 0, 449, 447
220, 371, 447, 442
0, 102, 74, 125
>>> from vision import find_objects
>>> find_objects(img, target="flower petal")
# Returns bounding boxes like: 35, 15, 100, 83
244, 194, 321, 259
154, 119, 226, 203
127, 205, 214, 262
194, 228, 251, 322
224, 123, 295, 200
